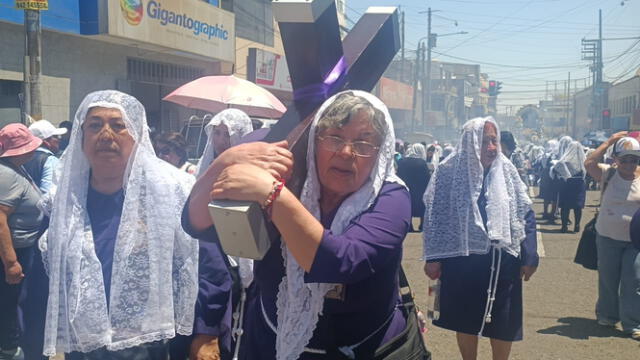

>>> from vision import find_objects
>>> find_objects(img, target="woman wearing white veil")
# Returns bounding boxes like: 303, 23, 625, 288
196, 109, 253, 178
203, 90, 417, 359
423, 117, 538, 360
397, 143, 431, 232
552, 141, 587, 233
40, 90, 200, 358
538, 139, 561, 221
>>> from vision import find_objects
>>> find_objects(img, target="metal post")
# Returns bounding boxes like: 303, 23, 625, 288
411, 42, 422, 134
420, 43, 429, 131
24, 9, 42, 122
400, 10, 405, 82
425, 8, 432, 113
597, 8, 605, 128
565, 72, 570, 133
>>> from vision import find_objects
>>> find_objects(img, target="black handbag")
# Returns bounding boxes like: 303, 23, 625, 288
574, 215, 598, 270
371, 268, 432, 360
574, 167, 616, 270
327, 267, 432, 360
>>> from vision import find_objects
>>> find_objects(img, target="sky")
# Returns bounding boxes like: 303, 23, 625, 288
345, 0, 640, 113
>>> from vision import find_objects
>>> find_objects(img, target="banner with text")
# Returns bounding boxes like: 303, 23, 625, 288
15, 0, 48, 10
247, 48, 292, 93
108, 0, 235, 62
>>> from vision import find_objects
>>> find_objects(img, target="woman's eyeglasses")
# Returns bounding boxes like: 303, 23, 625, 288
317, 135, 379, 158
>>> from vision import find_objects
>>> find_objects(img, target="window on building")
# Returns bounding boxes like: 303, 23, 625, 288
233, 0, 274, 47
127, 58, 205, 85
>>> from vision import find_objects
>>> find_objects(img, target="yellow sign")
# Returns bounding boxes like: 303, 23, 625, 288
15, 0, 48, 10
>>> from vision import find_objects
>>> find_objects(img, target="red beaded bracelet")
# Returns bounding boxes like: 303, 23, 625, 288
262, 179, 285, 218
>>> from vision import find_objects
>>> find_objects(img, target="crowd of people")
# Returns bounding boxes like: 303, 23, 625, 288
0, 88, 638, 360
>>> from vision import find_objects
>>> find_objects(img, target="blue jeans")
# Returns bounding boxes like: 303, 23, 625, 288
596, 234, 640, 333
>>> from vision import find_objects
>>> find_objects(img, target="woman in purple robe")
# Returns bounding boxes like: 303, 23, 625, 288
185, 91, 414, 359
423, 118, 538, 360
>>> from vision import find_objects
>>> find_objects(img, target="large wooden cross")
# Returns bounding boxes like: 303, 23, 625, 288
210, 0, 401, 258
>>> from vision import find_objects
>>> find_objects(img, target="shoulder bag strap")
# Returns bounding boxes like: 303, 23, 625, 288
600, 166, 617, 204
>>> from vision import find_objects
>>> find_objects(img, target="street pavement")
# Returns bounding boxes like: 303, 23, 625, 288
404, 188, 640, 359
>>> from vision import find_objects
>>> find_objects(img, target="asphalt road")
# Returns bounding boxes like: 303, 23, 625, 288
404, 188, 640, 360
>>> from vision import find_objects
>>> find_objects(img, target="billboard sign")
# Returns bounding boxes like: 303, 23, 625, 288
247, 48, 292, 93
107, 0, 235, 62
15, 0, 48, 10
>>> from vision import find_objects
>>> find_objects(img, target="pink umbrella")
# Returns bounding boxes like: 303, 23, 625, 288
163, 75, 287, 118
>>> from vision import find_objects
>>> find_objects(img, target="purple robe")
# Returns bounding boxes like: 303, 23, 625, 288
237, 182, 411, 359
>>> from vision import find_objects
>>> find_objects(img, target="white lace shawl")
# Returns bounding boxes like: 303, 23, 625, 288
195, 109, 253, 178
429, 144, 443, 169
550, 136, 574, 178
556, 136, 573, 158
275, 90, 404, 360
552, 141, 586, 180
194, 108, 254, 287
422, 117, 532, 261
405, 143, 427, 160
40, 90, 199, 355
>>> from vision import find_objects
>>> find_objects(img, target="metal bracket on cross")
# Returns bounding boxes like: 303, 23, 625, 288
209, 0, 400, 260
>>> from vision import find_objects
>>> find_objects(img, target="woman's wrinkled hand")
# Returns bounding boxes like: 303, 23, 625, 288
4, 261, 24, 284
214, 140, 293, 181
424, 261, 441, 280
520, 265, 537, 281
210, 164, 277, 204
189, 335, 221, 360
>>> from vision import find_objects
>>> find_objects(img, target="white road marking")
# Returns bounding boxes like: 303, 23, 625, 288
536, 227, 546, 257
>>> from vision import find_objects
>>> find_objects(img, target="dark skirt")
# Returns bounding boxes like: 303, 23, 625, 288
396, 158, 430, 217
433, 250, 524, 342
558, 176, 586, 209
539, 176, 562, 202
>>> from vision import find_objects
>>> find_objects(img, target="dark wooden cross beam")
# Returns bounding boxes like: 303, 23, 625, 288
210, 1, 400, 259
265, 0, 401, 194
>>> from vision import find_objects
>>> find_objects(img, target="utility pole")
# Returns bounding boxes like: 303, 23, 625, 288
597, 9, 603, 85
425, 8, 433, 113
565, 72, 571, 133
400, 10, 405, 83
411, 42, 423, 134
597, 8, 605, 128
24, 9, 43, 122
420, 43, 427, 131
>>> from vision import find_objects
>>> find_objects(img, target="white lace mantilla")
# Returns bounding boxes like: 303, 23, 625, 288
275, 90, 405, 360
552, 140, 586, 180
40, 90, 199, 355
422, 117, 532, 261
195, 108, 253, 178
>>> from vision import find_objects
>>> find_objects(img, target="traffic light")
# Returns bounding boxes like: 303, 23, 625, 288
602, 109, 611, 127
496, 81, 502, 95
488, 80, 497, 96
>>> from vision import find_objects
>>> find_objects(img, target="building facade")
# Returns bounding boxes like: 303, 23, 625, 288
0, 0, 238, 131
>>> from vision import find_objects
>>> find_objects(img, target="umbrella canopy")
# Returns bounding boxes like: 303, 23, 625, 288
163, 75, 287, 118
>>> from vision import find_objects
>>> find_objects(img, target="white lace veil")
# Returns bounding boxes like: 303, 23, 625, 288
422, 117, 532, 261
195, 109, 253, 177
275, 90, 404, 360
442, 145, 455, 160
41, 90, 199, 355
405, 143, 427, 160
556, 136, 573, 159
552, 141, 586, 180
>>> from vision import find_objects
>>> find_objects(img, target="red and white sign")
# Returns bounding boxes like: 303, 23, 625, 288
248, 48, 292, 93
